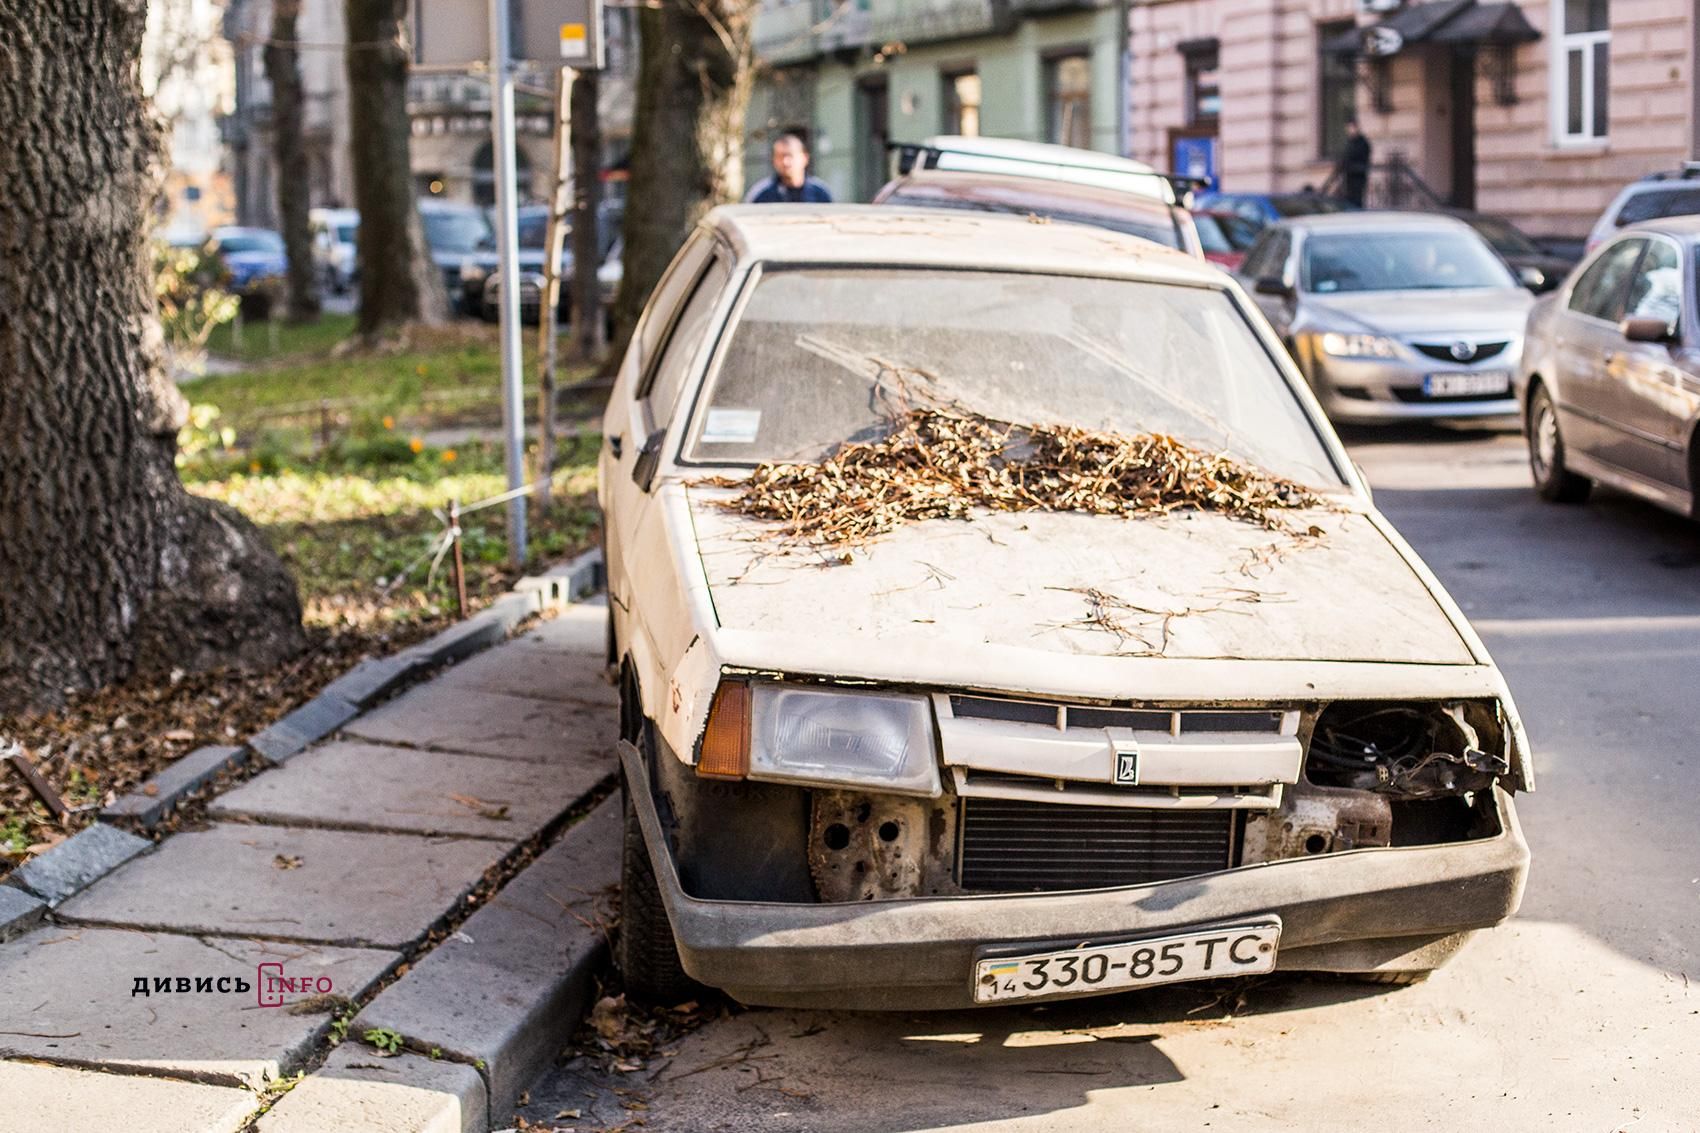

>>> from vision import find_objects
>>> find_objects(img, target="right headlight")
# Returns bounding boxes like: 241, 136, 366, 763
753, 684, 939, 796
1319, 331, 1401, 359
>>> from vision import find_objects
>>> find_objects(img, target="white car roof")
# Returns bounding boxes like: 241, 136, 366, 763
707, 205, 1219, 287
917, 135, 1172, 203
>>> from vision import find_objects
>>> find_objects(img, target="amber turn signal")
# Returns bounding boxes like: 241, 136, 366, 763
697, 681, 751, 779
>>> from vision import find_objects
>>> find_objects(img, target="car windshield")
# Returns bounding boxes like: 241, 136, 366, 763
1195, 213, 1260, 253
423, 210, 493, 253
685, 268, 1341, 487
887, 194, 1179, 249
1464, 215, 1539, 256
1617, 186, 1700, 227
517, 213, 569, 248
1302, 230, 1514, 293
216, 232, 283, 254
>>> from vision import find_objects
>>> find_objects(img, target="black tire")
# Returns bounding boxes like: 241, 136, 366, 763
1527, 384, 1591, 503
618, 774, 697, 1006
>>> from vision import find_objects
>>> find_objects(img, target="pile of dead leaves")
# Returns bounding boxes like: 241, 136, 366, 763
705, 405, 1324, 547
0, 620, 440, 879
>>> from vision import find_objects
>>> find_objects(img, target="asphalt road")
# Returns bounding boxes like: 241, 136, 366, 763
513, 423, 1700, 1133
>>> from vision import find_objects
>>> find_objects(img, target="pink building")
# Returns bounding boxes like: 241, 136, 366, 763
1130, 0, 1700, 239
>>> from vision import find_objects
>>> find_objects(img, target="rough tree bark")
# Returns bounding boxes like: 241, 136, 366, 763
606, 0, 755, 368
569, 67, 604, 364
265, 0, 322, 324
345, 0, 446, 340
0, 0, 305, 713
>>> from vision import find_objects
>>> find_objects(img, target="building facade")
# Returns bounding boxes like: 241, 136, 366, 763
1130, 0, 1700, 240
747, 0, 1131, 202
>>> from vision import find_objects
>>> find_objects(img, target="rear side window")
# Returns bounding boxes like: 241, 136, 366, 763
1569, 238, 1645, 320
1616, 187, 1700, 227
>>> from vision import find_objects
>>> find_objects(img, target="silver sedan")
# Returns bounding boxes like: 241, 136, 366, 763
1237, 212, 1534, 422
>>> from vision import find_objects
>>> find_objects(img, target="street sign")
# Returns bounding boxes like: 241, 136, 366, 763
415, 0, 605, 70
1361, 25, 1404, 56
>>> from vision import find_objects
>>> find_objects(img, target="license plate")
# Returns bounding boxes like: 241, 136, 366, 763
972, 921, 1281, 1004
1423, 370, 1510, 397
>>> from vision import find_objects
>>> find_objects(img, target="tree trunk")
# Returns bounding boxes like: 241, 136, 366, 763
0, 0, 305, 714
536, 69, 573, 507
265, 0, 322, 324
569, 67, 604, 364
344, 0, 446, 340
606, 0, 755, 369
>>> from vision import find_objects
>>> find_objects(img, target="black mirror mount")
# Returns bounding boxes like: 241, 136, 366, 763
1254, 276, 1294, 298
631, 429, 666, 492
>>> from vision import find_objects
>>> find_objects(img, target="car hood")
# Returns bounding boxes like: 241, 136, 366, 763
1303, 288, 1533, 337
684, 486, 1474, 668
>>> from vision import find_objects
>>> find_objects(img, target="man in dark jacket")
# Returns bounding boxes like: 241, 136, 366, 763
745, 133, 833, 204
1338, 118, 1372, 207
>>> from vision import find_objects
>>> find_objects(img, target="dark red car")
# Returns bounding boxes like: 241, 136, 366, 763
1192, 209, 1262, 272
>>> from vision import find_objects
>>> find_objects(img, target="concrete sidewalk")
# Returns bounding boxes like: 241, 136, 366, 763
0, 599, 620, 1133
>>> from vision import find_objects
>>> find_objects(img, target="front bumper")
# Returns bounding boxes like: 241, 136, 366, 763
620, 742, 1530, 1010
1311, 349, 1522, 423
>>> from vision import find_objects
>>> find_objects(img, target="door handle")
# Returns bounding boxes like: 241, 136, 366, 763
607, 433, 623, 458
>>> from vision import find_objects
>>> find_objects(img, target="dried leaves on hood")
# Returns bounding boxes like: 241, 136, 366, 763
703, 405, 1324, 547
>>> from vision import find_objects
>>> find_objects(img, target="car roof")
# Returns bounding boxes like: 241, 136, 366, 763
211, 225, 277, 238
914, 135, 1171, 202
706, 205, 1216, 285
1268, 210, 1476, 234
879, 169, 1178, 220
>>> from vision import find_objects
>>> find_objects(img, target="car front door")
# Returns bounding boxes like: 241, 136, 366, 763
1553, 236, 1644, 460
1608, 235, 1692, 489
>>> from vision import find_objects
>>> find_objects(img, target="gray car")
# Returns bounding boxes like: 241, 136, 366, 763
1237, 213, 1534, 423
1517, 217, 1700, 518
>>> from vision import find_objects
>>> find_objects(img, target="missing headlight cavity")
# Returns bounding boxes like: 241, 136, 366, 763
809, 791, 957, 901
1307, 700, 1510, 799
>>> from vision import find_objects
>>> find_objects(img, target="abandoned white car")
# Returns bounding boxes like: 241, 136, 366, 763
600, 206, 1533, 1009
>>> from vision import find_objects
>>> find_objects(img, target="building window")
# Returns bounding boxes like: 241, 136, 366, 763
1179, 39, 1220, 125
943, 69, 981, 137
1554, 0, 1609, 143
1045, 53, 1092, 149
1317, 22, 1357, 158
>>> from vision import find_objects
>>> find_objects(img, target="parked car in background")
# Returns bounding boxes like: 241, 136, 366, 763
1237, 212, 1533, 422
1585, 164, 1700, 252
419, 199, 494, 312
309, 208, 359, 294
1449, 210, 1575, 293
1195, 190, 1353, 229
1193, 209, 1261, 271
467, 200, 626, 323
208, 226, 287, 318
602, 204, 1532, 1008
873, 168, 1203, 259
1517, 217, 1700, 517
899, 135, 1180, 204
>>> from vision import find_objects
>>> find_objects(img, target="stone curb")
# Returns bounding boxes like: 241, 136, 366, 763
8, 547, 602, 941
0, 883, 46, 942
4, 823, 152, 906
340, 796, 621, 1131
100, 745, 250, 829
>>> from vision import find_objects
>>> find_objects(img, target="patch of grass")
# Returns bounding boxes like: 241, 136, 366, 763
205, 312, 359, 362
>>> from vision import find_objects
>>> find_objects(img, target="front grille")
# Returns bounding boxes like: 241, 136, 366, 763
947, 695, 1283, 735
1410, 340, 1509, 363
958, 797, 1235, 892
1390, 387, 1513, 404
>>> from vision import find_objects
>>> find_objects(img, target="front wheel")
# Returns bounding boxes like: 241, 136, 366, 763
1528, 385, 1591, 503
618, 775, 697, 1006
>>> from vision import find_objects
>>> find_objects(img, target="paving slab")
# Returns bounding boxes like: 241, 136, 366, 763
0, 927, 396, 1088
250, 694, 361, 764
258, 1046, 486, 1133
356, 798, 620, 1119
424, 603, 616, 708
345, 685, 617, 765
9, 823, 152, 906
102, 745, 250, 828
0, 885, 46, 942
58, 824, 505, 949
210, 740, 612, 841
0, 1060, 257, 1133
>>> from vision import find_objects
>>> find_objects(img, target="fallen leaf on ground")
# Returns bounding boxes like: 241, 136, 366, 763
273, 854, 303, 870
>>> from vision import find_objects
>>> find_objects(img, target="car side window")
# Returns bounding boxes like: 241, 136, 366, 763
629, 235, 714, 386
1623, 238, 1683, 330
1617, 187, 1700, 227
1240, 230, 1289, 282
642, 256, 731, 429
1569, 239, 1645, 321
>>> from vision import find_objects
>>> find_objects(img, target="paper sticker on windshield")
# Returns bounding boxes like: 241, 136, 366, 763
702, 408, 762, 444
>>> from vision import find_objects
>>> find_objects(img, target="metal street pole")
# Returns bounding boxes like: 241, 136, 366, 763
489, 0, 528, 566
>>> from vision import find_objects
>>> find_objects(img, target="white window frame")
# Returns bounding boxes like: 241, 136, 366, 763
1550, 0, 1610, 147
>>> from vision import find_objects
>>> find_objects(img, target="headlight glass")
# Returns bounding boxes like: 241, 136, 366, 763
749, 685, 940, 796
1319, 331, 1400, 358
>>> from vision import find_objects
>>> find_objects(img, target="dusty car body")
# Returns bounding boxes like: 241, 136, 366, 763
601, 206, 1533, 1010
